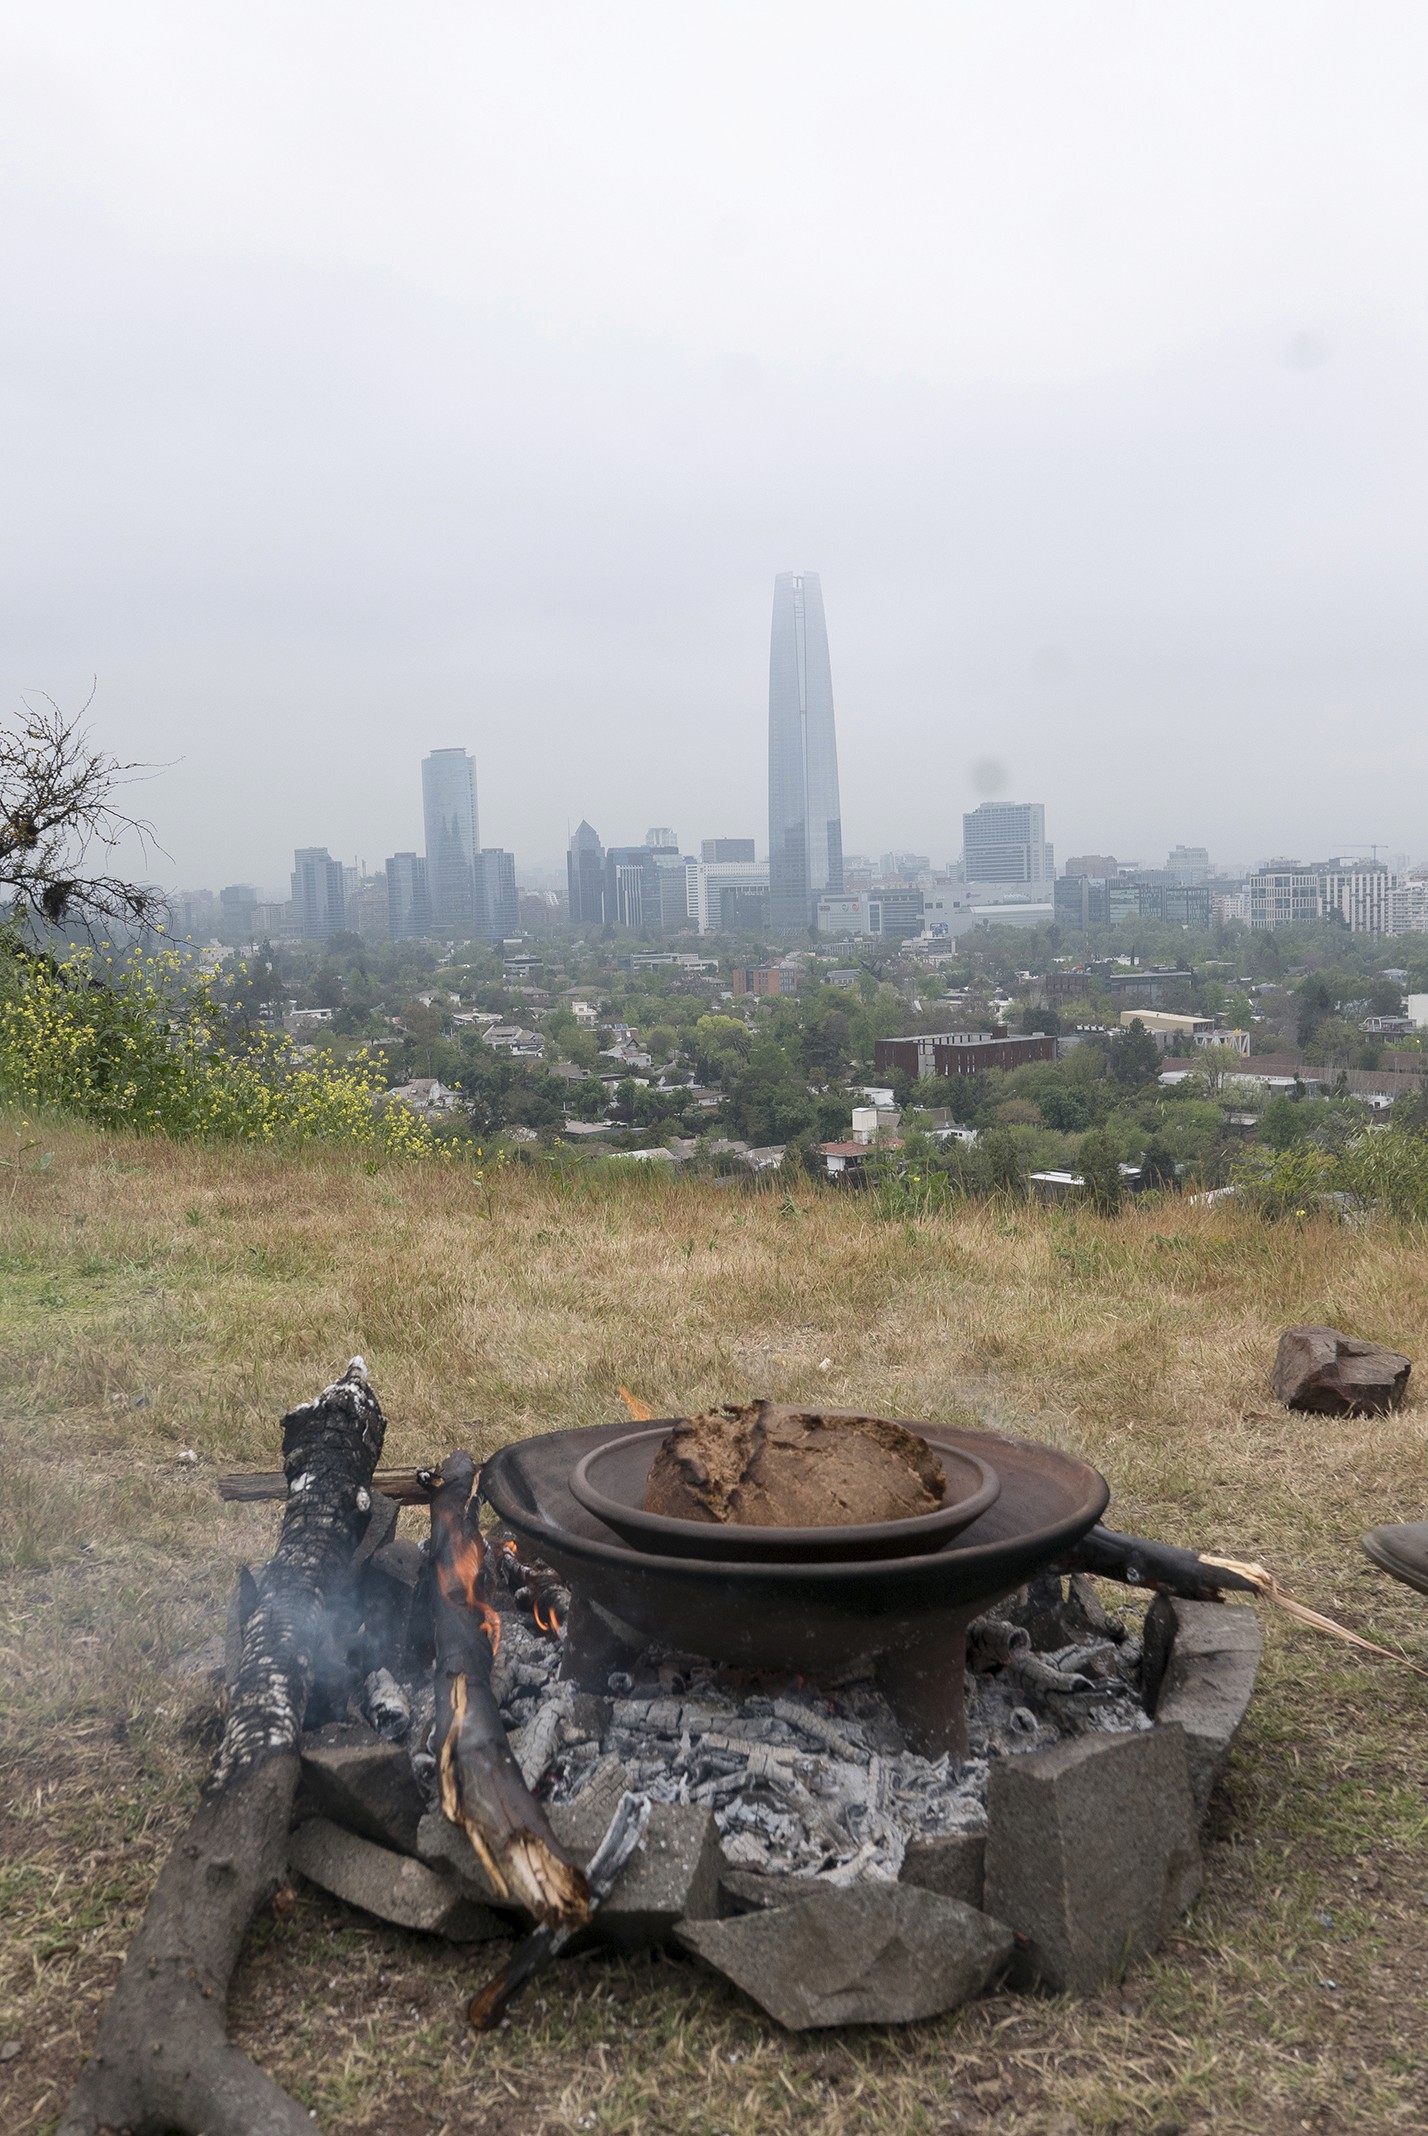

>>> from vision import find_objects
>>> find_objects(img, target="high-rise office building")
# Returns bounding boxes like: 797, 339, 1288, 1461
962, 803, 1053, 888
422, 748, 479, 933
291, 848, 346, 939
645, 828, 679, 851
566, 821, 605, 926
701, 838, 756, 863
218, 884, 259, 940
768, 571, 843, 935
386, 852, 431, 941
1167, 844, 1211, 885
477, 848, 519, 942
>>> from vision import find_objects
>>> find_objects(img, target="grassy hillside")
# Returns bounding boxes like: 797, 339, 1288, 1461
3, 1115, 1427, 2133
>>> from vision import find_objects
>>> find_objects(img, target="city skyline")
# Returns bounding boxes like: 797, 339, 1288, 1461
9, 13, 1428, 890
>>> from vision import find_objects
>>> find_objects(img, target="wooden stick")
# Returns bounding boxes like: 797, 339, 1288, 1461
217, 1463, 440, 1504
1055, 1524, 1265, 1598
427, 1452, 589, 1927
60, 1359, 388, 2136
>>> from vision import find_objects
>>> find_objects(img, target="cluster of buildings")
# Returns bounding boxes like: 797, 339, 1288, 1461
175, 748, 521, 945
172, 572, 1428, 952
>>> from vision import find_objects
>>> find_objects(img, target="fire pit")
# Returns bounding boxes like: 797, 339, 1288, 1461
482, 1415, 1110, 1756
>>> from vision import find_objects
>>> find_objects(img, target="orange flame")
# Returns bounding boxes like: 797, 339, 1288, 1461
533, 1595, 562, 1637
435, 1520, 501, 1657
618, 1386, 655, 1422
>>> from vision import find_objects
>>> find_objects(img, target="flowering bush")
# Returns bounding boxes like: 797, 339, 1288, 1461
0, 945, 452, 1159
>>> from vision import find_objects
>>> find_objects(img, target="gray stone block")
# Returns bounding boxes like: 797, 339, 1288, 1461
900, 1832, 986, 1909
298, 1721, 426, 1855
289, 1817, 505, 1941
414, 1806, 505, 1904
548, 1796, 722, 1945
719, 1868, 806, 1914
679, 1883, 1013, 2029
983, 1725, 1202, 1994
1143, 1596, 1262, 1819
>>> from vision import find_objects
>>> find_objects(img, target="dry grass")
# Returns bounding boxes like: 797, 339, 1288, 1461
3, 1115, 1428, 2133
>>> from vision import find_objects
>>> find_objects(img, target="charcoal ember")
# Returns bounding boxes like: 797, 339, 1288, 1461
641, 1402, 945, 1528
361, 1668, 411, 1741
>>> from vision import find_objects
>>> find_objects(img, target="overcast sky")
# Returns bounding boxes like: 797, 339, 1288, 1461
4, 4, 1428, 891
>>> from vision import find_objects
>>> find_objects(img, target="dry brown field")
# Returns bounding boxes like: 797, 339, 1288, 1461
3, 1115, 1427, 2134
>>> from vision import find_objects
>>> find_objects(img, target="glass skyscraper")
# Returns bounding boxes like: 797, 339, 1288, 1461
768, 571, 843, 935
421, 749, 479, 933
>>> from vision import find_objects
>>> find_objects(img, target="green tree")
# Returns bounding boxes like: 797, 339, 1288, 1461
1139, 1133, 1178, 1189
1078, 1128, 1123, 1214
979, 1126, 1024, 1197
1295, 975, 1334, 1048
1108, 1018, 1161, 1089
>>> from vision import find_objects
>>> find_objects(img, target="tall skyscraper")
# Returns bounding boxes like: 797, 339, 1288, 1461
291, 848, 346, 939
422, 748, 479, 933
386, 852, 431, 941
768, 571, 843, 935
566, 821, 605, 926
476, 848, 519, 942
962, 803, 1053, 888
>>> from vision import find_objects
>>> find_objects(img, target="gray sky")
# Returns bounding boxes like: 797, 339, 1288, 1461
4, 4, 1427, 890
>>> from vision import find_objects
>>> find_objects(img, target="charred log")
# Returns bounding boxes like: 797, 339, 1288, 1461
427, 1452, 589, 1926
468, 1791, 651, 2031
59, 1357, 387, 2136
1055, 1524, 1264, 1599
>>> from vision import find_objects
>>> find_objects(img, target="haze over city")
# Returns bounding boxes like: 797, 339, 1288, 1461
5, 5, 1428, 888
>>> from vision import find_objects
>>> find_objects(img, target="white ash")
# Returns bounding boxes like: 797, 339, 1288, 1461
410, 1594, 1152, 1888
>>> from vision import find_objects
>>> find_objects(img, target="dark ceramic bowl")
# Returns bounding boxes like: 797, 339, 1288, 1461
567, 1422, 1001, 1562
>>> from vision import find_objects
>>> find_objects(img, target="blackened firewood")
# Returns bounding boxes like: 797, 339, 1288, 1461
1055, 1524, 1263, 1599
428, 1452, 589, 1927
468, 1790, 651, 2031
59, 1358, 387, 2136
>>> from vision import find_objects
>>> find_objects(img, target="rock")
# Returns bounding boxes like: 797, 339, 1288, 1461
1142, 1597, 1263, 1819
1271, 1325, 1411, 1416
642, 1402, 944, 1528
547, 1796, 722, 1945
719, 1868, 807, 1913
678, 1883, 1013, 2029
289, 1817, 505, 1941
298, 1721, 427, 1855
414, 1806, 506, 1904
983, 1725, 1202, 1994
900, 1831, 986, 1908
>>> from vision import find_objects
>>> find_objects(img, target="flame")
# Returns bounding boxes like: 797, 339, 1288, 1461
618, 1386, 655, 1422
434, 1517, 501, 1656
533, 1595, 562, 1637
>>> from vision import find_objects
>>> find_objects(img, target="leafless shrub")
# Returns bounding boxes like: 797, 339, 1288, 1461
0, 689, 167, 936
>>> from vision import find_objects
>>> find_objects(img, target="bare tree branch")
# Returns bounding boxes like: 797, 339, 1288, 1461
0, 690, 169, 936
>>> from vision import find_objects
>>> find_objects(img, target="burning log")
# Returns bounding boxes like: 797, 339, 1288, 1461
468, 1790, 651, 2030
59, 1358, 387, 2136
494, 1533, 565, 1637
427, 1452, 589, 1927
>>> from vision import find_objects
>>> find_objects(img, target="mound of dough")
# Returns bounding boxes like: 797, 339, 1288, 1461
641, 1402, 945, 1528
